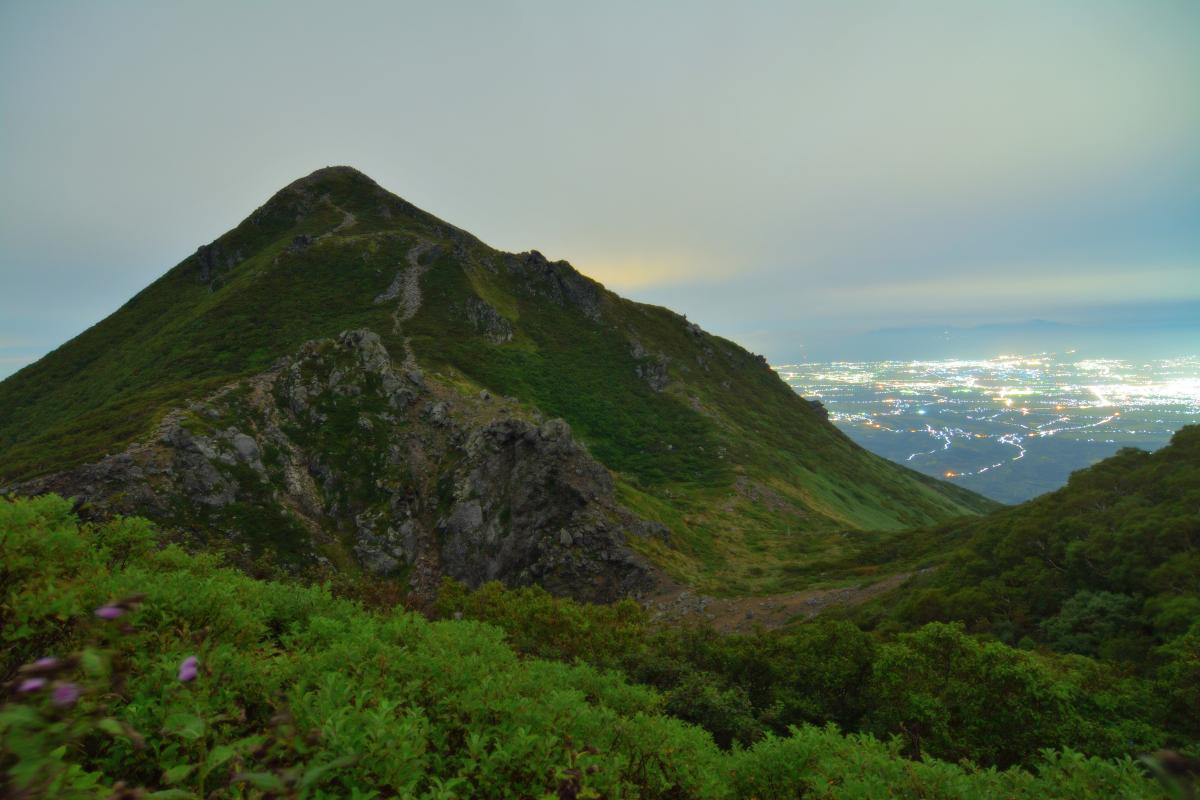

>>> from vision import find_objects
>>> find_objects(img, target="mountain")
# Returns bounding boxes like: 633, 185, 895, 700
0, 167, 995, 599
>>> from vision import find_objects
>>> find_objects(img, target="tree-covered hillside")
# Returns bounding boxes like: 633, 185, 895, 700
854, 425, 1199, 661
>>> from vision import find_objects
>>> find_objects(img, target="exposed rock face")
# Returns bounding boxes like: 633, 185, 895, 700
193, 241, 242, 283
439, 417, 652, 599
629, 339, 671, 391
637, 357, 670, 391
288, 234, 313, 252
10, 329, 658, 603
462, 297, 514, 344
506, 250, 603, 321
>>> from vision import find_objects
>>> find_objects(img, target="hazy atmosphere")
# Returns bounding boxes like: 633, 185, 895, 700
2, 0, 1198, 376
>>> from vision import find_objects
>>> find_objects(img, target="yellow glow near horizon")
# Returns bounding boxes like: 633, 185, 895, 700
571, 251, 721, 291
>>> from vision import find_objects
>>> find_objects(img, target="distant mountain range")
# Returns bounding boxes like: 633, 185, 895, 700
791, 308, 1200, 362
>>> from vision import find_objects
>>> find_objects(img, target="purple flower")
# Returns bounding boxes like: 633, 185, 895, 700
20, 657, 64, 676
94, 605, 125, 620
17, 677, 46, 693
178, 656, 199, 683
52, 682, 81, 707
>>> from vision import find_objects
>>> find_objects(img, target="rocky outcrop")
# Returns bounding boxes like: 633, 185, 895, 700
462, 297, 514, 344
629, 339, 671, 391
9, 329, 659, 603
507, 250, 603, 321
438, 417, 651, 599
193, 241, 242, 283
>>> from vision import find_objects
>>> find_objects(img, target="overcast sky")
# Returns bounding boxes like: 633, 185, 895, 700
2, 1, 1197, 375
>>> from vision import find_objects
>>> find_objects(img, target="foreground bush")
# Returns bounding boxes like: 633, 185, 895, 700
435, 579, 1187, 768
0, 495, 1177, 798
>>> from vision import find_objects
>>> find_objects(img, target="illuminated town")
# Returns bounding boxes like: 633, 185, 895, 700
777, 354, 1200, 503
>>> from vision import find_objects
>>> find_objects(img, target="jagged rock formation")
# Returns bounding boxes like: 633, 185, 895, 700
460, 297, 514, 343
505, 250, 603, 321
11, 330, 658, 601
630, 339, 672, 391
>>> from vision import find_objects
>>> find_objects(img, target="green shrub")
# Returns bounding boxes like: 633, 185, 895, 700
1039, 591, 1145, 660
865, 623, 1076, 766
0, 496, 1180, 798
728, 726, 1166, 800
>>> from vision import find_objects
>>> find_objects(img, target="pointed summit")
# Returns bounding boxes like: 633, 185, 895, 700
188, 166, 464, 288
256, 164, 429, 226
286, 164, 376, 187
270, 165, 391, 212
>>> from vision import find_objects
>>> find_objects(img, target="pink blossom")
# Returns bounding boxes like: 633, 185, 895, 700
178, 655, 199, 682
17, 677, 46, 693
94, 605, 125, 620
51, 682, 81, 707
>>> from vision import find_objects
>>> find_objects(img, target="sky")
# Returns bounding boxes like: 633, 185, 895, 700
1, 1, 1198, 377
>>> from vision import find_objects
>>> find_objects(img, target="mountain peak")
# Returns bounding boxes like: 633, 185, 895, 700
283, 165, 378, 193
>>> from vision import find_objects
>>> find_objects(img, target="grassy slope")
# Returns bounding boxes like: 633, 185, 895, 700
0, 166, 996, 594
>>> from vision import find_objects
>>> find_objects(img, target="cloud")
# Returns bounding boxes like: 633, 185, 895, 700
1, 2, 1197, 364
816, 262, 1200, 314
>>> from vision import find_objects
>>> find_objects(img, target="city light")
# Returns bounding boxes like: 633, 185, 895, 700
775, 354, 1200, 503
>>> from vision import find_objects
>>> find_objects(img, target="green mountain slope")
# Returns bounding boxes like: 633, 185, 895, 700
0, 167, 995, 594
855, 425, 1200, 665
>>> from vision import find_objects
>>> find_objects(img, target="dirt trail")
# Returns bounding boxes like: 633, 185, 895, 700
315, 199, 357, 242
396, 242, 431, 323
644, 572, 911, 633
